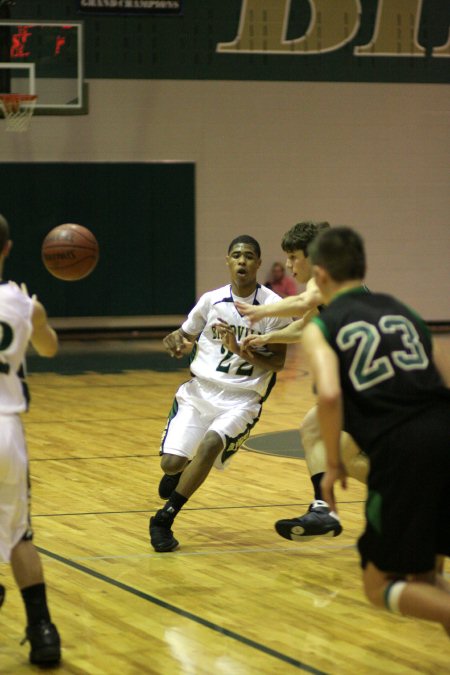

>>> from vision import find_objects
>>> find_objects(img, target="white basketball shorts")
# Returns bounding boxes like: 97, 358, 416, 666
160, 378, 262, 470
0, 414, 31, 562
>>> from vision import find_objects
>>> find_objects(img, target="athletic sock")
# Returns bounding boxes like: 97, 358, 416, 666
311, 473, 325, 501
154, 491, 188, 526
21, 583, 51, 627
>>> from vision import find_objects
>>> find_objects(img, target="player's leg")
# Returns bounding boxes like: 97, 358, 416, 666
0, 415, 60, 666
150, 390, 262, 552
11, 539, 61, 664
359, 406, 450, 633
275, 406, 368, 541
173, 430, 225, 497
275, 406, 342, 540
302, 405, 327, 493
150, 379, 218, 551
363, 561, 450, 633
340, 431, 368, 484
157, 381, 204, 499
304, 406, 368, 486
158, 462, 190, 500
150, 430, 224, 552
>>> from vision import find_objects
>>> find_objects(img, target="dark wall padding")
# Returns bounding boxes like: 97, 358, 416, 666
1, 162, 195, 318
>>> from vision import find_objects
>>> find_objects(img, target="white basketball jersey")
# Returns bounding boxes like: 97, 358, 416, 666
182, 284, 290, 397
0, 282, 33, 413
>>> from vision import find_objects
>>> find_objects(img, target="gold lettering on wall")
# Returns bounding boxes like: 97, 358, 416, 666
355, 0, 426, 56
216, 0, 361, 54
217, 0, 450, 58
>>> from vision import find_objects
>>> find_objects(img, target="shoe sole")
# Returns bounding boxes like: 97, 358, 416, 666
30, 648, 61, 666
275, 521, 343, 541
152, 537, 179, 553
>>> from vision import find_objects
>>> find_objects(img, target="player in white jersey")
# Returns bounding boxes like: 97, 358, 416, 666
0, 214, 61, 666
149, 235, 290, 552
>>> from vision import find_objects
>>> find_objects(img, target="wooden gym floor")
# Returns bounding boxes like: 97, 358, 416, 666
0, 338, 449, 674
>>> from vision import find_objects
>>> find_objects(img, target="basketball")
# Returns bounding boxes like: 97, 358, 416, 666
41, 224, 99, 281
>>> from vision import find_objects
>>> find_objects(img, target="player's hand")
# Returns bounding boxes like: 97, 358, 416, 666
9, 282, 38, 304
242, 333, 269, 350
20, 282, 37, 304
320, 463, 347, 513
212, 318, 239, 354
234, 301, 267, 325
163, 329, 192, 358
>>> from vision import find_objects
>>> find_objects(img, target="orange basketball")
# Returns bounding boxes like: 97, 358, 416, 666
41, 224, 99, 281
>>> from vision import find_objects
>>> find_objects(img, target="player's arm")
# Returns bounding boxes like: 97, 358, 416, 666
302, 323, 342, 467
433, 336, 450, 387
240, 340, 287, 372
163, 327, 197, 359
235, 279, 322, 324
15, 283, 58, 357
242, 308, 318, 349
213, 320, 286, 372
30, 300, 58, 357
163, 293, 210, 358
302, 322, 346, 510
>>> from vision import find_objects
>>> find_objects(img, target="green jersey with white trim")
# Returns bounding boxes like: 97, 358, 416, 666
182, 284, 290, 397
313, 288, 450, 452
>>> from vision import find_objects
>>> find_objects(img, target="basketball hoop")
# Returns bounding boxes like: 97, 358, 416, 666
0, 94, 38, 132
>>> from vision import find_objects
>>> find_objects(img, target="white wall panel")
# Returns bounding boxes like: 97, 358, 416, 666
1, 79, 448, 319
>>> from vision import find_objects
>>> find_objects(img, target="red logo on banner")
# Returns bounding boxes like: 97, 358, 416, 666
10, 26, 32, 59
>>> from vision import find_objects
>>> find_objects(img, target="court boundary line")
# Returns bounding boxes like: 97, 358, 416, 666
41, 543, 356, 562
37, 546, 329, 675
32, 499, 365, 518
29, 453, 157, 462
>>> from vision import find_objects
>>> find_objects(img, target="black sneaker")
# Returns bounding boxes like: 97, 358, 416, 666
158, 471, 182, 500
24, 620, 61, 666
275, 500, 343, 541
149, 516, 179, 552
0, 584, 5, 608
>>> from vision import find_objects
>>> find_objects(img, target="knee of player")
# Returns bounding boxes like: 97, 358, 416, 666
160, 454, 186, 474
300, 421, 321, 447
197, 431, 224, 460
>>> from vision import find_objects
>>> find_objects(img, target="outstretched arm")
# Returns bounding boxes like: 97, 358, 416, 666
242, 308, 317, 349
213, 320, 286, 372
235, 279, 322, 324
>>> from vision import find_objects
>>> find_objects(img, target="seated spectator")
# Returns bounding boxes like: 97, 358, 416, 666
265, 262, 298, 297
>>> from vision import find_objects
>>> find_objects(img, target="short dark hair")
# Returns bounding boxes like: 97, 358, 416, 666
228, 234, 261, 259
281, 221, 330, 255
308, 226, 366, 281
0, 213, 10, 251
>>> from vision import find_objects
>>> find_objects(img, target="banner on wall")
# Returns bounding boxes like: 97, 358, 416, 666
67, 0, 449, 83
77, 0, 183, 14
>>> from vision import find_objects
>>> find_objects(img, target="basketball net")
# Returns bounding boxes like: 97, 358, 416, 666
0, 94, 38, 132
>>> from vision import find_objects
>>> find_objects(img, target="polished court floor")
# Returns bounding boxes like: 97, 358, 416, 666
0, 337, 448, 674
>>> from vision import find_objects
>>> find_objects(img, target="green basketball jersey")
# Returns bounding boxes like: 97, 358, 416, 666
313, 287, 450, 452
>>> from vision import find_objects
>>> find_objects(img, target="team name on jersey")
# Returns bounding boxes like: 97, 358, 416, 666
211, 324, 260, 341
